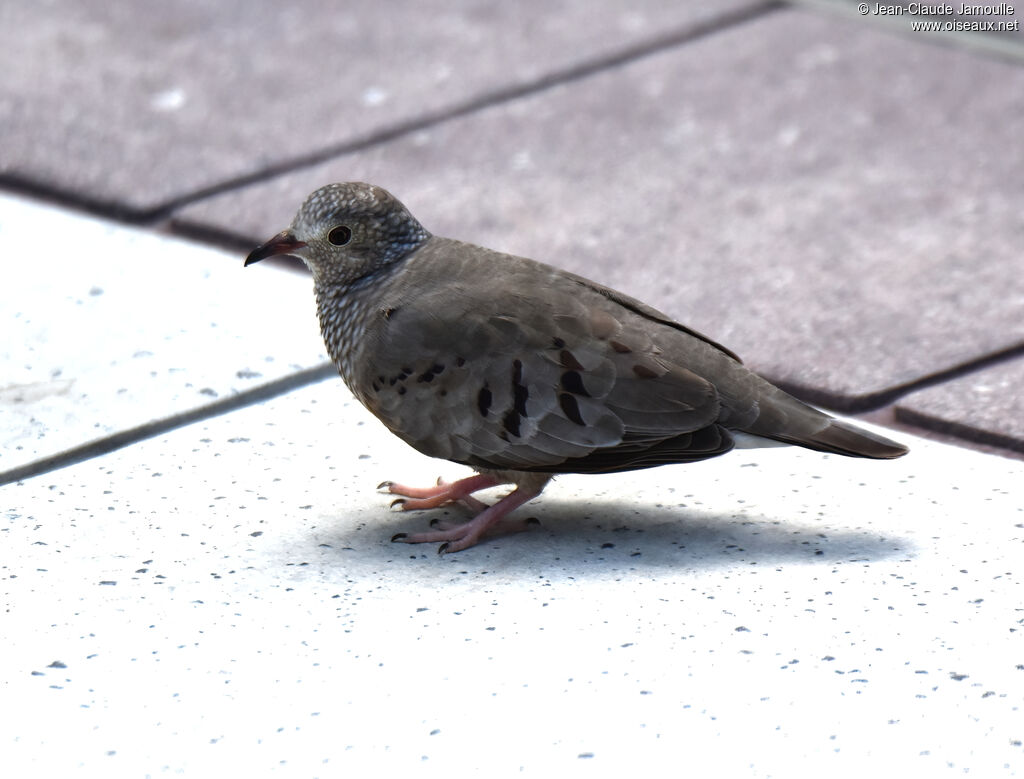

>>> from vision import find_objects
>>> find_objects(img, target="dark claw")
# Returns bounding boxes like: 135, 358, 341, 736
437, 542, 450, 555
390, 498, 406, 509
377, 480, 393, 490
391, 533, 408, 542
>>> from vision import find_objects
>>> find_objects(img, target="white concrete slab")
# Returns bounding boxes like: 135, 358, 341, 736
1, 193, 326, 477
3, 380, 1021, 777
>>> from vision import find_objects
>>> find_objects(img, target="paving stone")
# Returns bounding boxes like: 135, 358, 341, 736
895, 356, 1024, 453
0, 0, 761, 216
175, 8, 1024, 411
3, 380, 1023, 774
0, 193, 326, 478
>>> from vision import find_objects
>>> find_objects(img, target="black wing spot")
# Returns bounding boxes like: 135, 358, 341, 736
560, 350, 584, 371
390, 367, 412, 385
511, 359, 529, 417
502, 409, 522, 438
514, 386, 529, 417
417, 364, 445, 383
559, 393, 586, 426
560, 370, 590, 397
397, 386, 407, 396
551, 337, 566, 349
478, 385, 492, 417
456, 356, 466, 367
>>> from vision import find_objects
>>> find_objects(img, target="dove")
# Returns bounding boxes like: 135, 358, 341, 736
245, 182, 907, 554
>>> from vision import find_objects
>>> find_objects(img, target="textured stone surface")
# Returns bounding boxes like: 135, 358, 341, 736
0, 0, 761, 215
896, 356, 1024, 453
4, 381, 1023, 775
175, 9, 1024, 410
0, 194, 326, 478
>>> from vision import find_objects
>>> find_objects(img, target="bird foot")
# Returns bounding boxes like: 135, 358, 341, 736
390, 483, 543, 554
379, 474, 497, 512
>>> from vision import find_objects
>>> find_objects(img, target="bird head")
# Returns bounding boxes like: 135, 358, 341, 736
244, 182, 430, 285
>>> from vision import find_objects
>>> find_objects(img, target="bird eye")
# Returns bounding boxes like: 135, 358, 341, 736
327, 225, 352, 246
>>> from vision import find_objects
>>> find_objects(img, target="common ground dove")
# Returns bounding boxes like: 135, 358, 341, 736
245, 182, 907, 554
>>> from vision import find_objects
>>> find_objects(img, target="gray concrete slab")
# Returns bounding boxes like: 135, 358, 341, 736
0, 0, 764, 216
1, 193, 327, 480
174, 8, 1024, 412
3, 380, 1022, 775
895, 356, 1024, 453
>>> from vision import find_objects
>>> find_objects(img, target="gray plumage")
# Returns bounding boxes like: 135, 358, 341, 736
246, 182, 907, 553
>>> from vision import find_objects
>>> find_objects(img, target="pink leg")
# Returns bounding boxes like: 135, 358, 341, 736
379, 474, 497, 511
391, 483, 546, 554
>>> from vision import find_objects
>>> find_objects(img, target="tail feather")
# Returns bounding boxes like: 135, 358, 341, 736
769, 417, 908, 460
736, 380, 910, 460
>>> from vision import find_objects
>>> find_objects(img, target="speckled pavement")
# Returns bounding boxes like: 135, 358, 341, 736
2, 2, 1022, 776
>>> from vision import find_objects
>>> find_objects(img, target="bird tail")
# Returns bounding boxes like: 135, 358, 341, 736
734, 376, 909, 460
765, 417, 908, 459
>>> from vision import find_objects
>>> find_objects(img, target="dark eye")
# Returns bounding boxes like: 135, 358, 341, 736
327, 225, 352, 246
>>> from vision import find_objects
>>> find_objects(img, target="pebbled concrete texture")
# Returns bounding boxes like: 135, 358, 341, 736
0, 0, 763, 215
896, 356, 1024, 453
1, 193, 327, 478
3, 380, 1022, 776
174, 8, 1024, 411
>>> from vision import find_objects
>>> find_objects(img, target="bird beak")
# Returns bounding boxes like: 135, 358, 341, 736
244, 230, 308, 266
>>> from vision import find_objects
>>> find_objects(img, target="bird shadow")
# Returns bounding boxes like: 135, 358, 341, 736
319, 494, 912, 573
